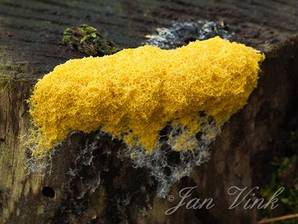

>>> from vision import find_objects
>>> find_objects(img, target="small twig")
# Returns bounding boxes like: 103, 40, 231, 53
258, 213, 298, 224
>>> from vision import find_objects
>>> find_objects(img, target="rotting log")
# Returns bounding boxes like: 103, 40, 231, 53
0, 0, 297, 224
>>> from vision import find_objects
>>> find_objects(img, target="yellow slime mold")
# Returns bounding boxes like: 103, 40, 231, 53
29, 37, 264, 157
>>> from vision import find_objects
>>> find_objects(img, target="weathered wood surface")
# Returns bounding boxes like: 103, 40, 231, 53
0, 0, 297, 224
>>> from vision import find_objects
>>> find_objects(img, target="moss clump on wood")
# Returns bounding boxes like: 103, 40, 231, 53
62, 24, 119, 56
260, 119, 298, 223
260, 156, 298, 223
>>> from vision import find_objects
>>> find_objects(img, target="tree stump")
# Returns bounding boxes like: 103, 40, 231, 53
0, 0, 297, 223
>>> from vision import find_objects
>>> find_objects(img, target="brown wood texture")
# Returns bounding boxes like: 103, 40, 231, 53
0, 0, 297, 223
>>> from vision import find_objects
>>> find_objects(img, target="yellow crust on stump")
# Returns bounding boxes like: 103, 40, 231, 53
29, 37, 264, 157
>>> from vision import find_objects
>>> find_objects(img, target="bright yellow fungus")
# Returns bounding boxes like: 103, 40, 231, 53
29, 37, 264, 157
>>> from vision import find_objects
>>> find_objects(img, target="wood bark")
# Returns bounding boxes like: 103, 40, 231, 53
0, 0, 297, 223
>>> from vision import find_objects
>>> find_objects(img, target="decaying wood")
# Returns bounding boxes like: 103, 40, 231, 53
0, 0, 297, 223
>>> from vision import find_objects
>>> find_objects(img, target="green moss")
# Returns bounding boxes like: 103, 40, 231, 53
261, 155, 298, 223
62, 24, 119, 56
